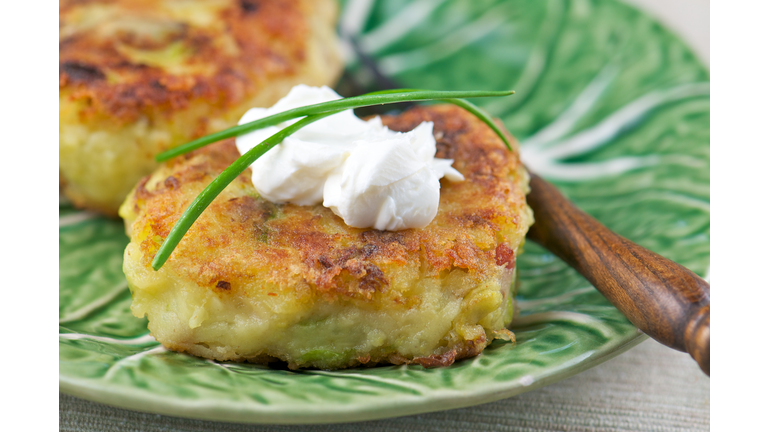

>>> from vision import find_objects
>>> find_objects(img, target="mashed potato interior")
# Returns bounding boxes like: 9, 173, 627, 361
125, 240, 515, 369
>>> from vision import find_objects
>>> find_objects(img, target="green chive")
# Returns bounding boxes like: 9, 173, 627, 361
155, 89, 513, 162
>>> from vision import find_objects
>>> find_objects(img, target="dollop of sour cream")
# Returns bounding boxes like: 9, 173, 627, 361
235, 85, 464, 231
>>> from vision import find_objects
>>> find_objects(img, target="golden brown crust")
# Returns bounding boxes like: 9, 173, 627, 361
60, 0, 324, 123
124, 105, 532, 305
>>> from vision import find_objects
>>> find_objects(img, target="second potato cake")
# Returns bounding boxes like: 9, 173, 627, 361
60, 0, 343, 215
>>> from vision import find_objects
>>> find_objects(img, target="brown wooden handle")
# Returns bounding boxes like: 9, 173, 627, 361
525, 173, 710, 376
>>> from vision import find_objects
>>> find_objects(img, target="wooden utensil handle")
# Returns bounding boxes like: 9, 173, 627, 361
525, 173, 710, 376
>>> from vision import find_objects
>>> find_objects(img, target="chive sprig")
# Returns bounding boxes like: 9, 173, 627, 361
156, 89, 512, 162
151, 89, 514, 270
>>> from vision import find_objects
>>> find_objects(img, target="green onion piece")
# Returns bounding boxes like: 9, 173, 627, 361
155, 89, 513, 162
151, 110, 340, 271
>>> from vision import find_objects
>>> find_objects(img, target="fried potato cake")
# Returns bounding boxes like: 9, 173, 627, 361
60, 0, 342, 215
120, 105, 534, 369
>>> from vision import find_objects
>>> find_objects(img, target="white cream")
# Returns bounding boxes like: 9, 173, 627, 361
235, 85, 463, 231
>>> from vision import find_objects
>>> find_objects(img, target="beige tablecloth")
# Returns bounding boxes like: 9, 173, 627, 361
59, 339, 709, 431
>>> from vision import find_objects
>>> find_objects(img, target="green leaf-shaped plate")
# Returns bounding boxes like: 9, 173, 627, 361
59, 0, 709, 424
